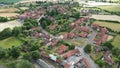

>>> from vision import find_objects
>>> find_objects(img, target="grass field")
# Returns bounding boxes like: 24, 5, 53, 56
98, 5, 120, 12
94, 21, 120, 32
112, 35, 120, 49
0, 0, 21, 3
0, 37, 23, 49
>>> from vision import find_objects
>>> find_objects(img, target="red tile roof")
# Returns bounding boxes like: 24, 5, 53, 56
64, 32, 75, 39
49, 24, 58, 30
51, 40, 59, 46
40, 51, 50, 58
77, 32, 88, 38
82, 58, 91, 68
92, 23, 100, 29
101, 35, 108, 43
104, 51, 114, 65
63, 49, 80, 59
65, 62, 70, 68
101, 27, 107, 34
80, 27, 90, 33
58, 45, 68, 54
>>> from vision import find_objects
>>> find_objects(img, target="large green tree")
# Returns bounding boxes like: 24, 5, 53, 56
84, 44, 92, 53
7, 60, 35, 68
31, 50, 40, 60
12, 27, 22, 36
0, 28, 12, 40
9, 46, 21, 58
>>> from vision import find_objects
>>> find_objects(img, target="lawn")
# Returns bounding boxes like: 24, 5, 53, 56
94, 21, 120, 32
0, 37, 23, 49
98, 5, 120, 12
64, 38, 86, 46
112, 35, 120, 49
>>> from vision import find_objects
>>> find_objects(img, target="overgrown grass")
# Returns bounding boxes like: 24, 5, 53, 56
0, 37, 23, 49
112, 35, 120, 49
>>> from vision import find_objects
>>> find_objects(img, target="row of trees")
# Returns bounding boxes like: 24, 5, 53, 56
0, 27, 21, 40
0, 16, 8, 22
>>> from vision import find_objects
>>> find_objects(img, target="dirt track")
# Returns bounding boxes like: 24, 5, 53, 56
0, 20, 22, 31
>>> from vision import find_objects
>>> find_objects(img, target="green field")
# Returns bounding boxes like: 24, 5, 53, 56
0, 37, 23, 49
94, 21, 120, 32
98, 5, 120, 12
112, 35, 120, 49
0, 0, 21, 3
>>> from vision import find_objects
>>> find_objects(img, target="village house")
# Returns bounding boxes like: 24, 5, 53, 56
94, 27, 108, 46
62, 49, 80, 59
58, 44, 68, 54
102, 51, 114, 65
63, 32, 75, 39
49, 24, 58, 30
82, 58, 91, 68
18, 9, 45, 19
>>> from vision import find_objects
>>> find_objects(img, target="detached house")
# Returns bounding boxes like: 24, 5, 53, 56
58, 45, 68, 54
62, 49, 80, 59
103, 51, 114, 65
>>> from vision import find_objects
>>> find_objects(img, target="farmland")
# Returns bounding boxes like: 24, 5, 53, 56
0, 0, 21, 3
97, 5, 120, 12
91, 15, 120, 22
93, 21, 120, 32
0, 13, 19, 17
0, 37, 23, 49
0, 8, 19, 17
112, 35, 120, 49
0, 8, 19, 13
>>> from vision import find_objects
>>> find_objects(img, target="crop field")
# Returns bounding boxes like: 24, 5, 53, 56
0, 13, 19, 17
0, 0, 21, 3
97, 5, 120, 12
112, 35, 120, 49
94, 21, 120, 32
91, 15, 120, 22
0, 8, 19, 13
0, 37, 23, 49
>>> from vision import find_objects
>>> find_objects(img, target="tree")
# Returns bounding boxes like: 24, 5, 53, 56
0, 28, 12, 40
102, 41, 113, 50
112, 47, 120, 56
23, 53, 31, 61
96, 59, 106, 68
84, 44, 92, 53
9, 46, 21, 58
31, 50, 40, 60
0, 47, 6, 59
7, 60, 35, 68
12, 27, 22, 36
